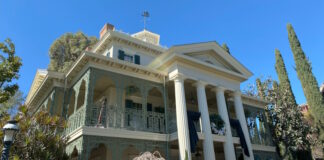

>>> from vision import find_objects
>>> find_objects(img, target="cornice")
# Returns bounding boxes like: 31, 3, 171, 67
92, 31, 166, 56
66, 51, 166, 84
27, 72, 65, 111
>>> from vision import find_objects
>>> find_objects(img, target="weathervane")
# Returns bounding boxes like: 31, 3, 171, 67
142, 11, 150, 30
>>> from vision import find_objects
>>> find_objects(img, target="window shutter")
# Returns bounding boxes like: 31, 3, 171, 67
134, 54, 140, 65
118, 50, 125, 60
125, 99, 133, 109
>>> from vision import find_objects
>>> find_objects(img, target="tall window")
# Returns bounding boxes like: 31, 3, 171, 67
124, 54, 133, 63
118, 49, 140, 65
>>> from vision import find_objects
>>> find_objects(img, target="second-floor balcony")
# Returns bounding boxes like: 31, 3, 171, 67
90, 104, 166, 133
63, 68, 273, 147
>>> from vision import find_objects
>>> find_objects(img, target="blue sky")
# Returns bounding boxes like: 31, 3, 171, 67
1, 0, 323, 104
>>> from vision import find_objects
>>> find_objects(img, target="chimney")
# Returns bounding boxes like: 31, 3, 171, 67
100, 23, 115, 39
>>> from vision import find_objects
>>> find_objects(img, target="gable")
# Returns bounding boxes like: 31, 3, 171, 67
183, 50, 240, 74
168, 42, 253, 78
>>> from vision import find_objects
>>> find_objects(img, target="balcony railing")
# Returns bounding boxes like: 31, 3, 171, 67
65, 106, 86, 135
65, 105, 273, 147
87, 104, 166, 133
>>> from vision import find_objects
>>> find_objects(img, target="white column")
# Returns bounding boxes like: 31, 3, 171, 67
214, 86, 236, 160
233, 91, 254, 160
195, 81, 216, 160
173, 75, 192, 160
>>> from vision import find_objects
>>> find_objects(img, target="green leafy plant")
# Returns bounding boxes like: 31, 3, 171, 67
0, 38, 22, 104
0, 105, 69, 160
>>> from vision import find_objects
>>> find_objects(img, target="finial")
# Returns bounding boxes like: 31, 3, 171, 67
142, 11, 150, 30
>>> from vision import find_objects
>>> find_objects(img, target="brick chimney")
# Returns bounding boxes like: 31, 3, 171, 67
100, 23, 115, 39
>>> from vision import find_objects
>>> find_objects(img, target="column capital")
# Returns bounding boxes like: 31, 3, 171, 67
169, 73, 186, 82
213, 86, 226, 93
192, 80, 208, 88
233, 90, 242, 97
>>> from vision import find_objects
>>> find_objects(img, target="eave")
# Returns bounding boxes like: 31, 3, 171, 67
92, 30, 167, 55
65, 51, 167, 85
26, 71, 65, 109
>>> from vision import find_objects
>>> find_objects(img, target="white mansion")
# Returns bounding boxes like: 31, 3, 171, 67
26, 23, 279, 160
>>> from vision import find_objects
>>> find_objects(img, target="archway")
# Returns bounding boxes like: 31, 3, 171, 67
46, 97, 52, 113
147, 87, 165, 133
89, 143, 110, 160
124, 85, 143, 130
92, 76, 116, 127
76, 80, 86, 110
67, 90, 76, 117
71, 147, 78, 160
122, 145, 140, 160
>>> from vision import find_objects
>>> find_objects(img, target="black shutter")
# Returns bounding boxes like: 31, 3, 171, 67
125, 99, 133, 109
118, 50, 125, 60
134, 54, 140, 65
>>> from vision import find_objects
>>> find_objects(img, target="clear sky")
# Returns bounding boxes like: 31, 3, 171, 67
1, 0, 323, 104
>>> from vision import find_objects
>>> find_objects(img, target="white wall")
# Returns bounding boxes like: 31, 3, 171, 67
111, 43, 157, 66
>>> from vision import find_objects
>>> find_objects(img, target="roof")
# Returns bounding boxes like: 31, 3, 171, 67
149, 41, 253, 82
25, 69, 48, 104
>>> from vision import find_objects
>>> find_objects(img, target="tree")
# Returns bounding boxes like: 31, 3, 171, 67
0, 39, 22, 104
275, 49, 297, 107
48, 32, 98, 73
255, 78, 312, 160
221, 43, 231, 54
0, 90, 24, 117
0, 106, 68, 160
287, 24, 324, 141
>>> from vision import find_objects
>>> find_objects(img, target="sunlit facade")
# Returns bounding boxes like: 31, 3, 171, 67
26, 23, 278, 160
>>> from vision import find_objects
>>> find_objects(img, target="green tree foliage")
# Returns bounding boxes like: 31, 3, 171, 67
0, 90, 24, 117
221, 43, 231, 54
275, 49, 297, 106
256, 78, 312, 160
0, 106, 68, 160
287, 24, 324, 141
48, 32, 98, 73
0, 39, 22, 104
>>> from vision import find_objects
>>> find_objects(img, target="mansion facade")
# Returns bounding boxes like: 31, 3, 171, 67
26, 23, 279, 160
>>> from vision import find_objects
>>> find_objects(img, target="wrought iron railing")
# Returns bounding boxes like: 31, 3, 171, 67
65, 106, 86, 135
85, 104, 167, 133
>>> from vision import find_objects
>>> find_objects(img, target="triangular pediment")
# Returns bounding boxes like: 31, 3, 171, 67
149, 41, 253, 80
183, 50, 240, 74
169, 42, 252, 77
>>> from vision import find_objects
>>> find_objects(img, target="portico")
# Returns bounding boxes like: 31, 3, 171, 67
168, 72, 253, 160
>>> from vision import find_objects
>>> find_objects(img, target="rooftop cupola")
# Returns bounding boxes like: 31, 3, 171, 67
132, 29, 160, 46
